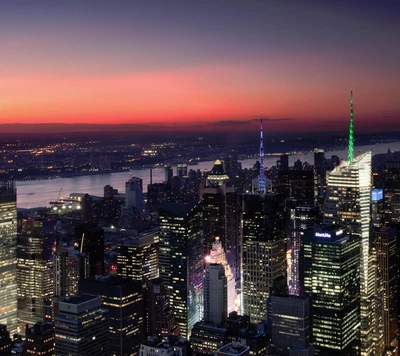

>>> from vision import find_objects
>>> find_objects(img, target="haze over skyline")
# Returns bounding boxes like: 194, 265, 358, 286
1, 0, 399, 133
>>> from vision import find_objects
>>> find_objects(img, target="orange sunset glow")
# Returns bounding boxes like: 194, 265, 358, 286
0, 1, 399, 132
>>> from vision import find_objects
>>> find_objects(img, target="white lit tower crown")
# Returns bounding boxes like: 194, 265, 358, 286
323, 90, 379, 355
205, 237, 236, 314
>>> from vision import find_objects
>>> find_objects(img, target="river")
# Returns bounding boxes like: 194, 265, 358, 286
16, 141, 400, 208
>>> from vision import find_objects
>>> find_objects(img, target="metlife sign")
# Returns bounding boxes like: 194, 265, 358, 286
315, 232, 331, 238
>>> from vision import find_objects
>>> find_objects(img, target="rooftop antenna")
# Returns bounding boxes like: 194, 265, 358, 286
348, 89, 354, 163
258, 115, 266, 194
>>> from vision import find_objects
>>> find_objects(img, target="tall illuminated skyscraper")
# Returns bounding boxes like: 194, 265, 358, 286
288, 205, 319, 296
323, 91, 378, 355
242, 193, 286, 323
0, 182, 18, 334
53, 245, 88, 298
383, 161, 400, 224
79, 276, 144, 356
304, 226, 360, 354
116, 229, 159, 281
205, 238, 236, 314
158, 201, 203, 339
202, 160, 239, 282
17, 220, 54, 330
375, 228, 397, 348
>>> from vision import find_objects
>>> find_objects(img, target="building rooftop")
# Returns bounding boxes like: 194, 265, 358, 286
118, 228, 158, 247
87, 275, 143, 288
62, 293, 99, 305
159, 200, 199, 217
141, 336, 188, 348
26, 322, 54, 336
191, 321, 228, 333
218, 342, 250, 355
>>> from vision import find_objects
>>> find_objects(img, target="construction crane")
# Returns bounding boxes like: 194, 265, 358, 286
57, 188, 63, 203
49, 187, 63, 206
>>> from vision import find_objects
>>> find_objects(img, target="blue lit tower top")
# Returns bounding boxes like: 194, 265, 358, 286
258, 117, 266, 194
348, 89, 354, 163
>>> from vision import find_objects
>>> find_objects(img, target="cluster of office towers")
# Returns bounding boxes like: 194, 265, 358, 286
0, 92, 399, 356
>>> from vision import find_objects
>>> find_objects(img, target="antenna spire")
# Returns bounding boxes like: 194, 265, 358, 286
348, 89, 354, 163
258, 115, 266, 194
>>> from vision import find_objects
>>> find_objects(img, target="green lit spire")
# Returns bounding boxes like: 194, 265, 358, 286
348, 89, 354, 163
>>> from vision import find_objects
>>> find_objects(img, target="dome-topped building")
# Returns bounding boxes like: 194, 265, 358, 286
206, 159, 230, 187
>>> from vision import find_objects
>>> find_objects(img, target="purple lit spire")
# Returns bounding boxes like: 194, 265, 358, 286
258, 116, 266, 194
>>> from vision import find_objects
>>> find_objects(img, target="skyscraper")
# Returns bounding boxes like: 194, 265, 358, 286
74, 223, 105, 277
270, 295, 313, 355
277, 167, 316, 205
53, 244, 88, 298
204, 264, 227, 325
288, 205, 319, 296
125, 176, 145, 210
158, 201, 203, 338
241, 193, 286, 323
17, 220, 54, 330
313, 149, 325, 169
375, 228, 397, 347
0, 182, 17, 334
324, 153, 374, 353
202, 161, 239, 283
0, 324, 12, 354
55, 294, 109, 356
116, 229, 159, 281
144, 278, 180, 338
304, 226, 360, 354
224, 154, 238, 181
323, 91, 375, 355
24, 322, 55, 356
205, 238, 236, 314
79, 276, 144, 356
383, 161, 400, 224
371, 189, 384, 228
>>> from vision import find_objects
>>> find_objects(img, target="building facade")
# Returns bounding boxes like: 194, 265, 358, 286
202, 160, 239, 283
74, 223, 105, 277
304, 226, 360, 354
24, 322, 55, 356
270, 295, 313, 356
288, 205, 319, 296
54, 294, 109, 356
323, 151, 376, 355
79, 276, 144, 356
242, 193, 286, 323
17, 220, 54, 330
0, 182, 18, 334
205, 238, 236, 314
375, 228, 397, 347
204, 264, 227, 325
116, 229, 159, 281
144, 278, 180, 338
158, 201, 203, 338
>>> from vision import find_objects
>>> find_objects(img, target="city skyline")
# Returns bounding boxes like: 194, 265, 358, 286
0, 1, 399, 133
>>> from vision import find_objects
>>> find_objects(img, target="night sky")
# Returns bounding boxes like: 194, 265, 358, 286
0, 0, 399, 133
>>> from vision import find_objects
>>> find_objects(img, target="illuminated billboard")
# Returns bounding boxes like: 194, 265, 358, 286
372, 189, 383, 202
